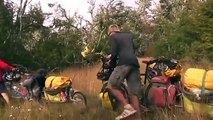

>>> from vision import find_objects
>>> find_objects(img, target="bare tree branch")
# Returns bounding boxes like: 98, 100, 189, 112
21, 0, 28, 16
15, 0, 22, 26
87, 0, 96, 19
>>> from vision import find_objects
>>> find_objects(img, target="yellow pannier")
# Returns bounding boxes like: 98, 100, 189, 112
44, 92, 61, 102
45, 76, 72, 89
183, 94, 213, 115
99, 92, 113, 110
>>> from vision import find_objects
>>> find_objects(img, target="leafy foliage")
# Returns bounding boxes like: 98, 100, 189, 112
154, 0, 213, 64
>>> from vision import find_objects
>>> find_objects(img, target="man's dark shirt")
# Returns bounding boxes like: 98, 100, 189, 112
110, 32, 139, 68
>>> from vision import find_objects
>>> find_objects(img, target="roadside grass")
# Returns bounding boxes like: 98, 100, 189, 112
0, 58, 212, 120
1, 96, 212, 120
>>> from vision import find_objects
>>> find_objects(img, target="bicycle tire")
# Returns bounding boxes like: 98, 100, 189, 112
70, 91, 87, 108
143, 83, 156, 111
175, 92, 184, 109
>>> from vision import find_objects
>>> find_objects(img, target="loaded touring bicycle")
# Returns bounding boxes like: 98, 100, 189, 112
3, 67, 87, 109
97, 56, 183, 112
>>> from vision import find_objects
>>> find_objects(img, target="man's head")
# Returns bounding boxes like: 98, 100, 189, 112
108, 24, 120, 36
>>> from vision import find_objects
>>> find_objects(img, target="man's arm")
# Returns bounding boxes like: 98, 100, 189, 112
131, 33, 137, 54
110, 36, 118, 66
0, 59, 15, 70
132, 41, 137, 54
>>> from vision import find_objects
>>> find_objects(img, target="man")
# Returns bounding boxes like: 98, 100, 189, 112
0, 58, 15, 106
107, 24, 141, 120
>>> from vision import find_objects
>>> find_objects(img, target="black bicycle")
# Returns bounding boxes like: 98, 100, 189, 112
97, 56, 183, 112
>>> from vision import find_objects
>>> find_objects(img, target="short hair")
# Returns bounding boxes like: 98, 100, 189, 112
108, 24, 120, 35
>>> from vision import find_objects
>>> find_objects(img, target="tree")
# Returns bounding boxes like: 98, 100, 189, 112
154, 0, 212, 64
84, 0, 154, 57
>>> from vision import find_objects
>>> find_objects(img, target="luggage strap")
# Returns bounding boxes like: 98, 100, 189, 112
201, 71, 207, 94
49, 77, 56, 88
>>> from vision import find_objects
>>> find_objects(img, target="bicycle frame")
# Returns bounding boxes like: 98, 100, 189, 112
140, 62, 152, 85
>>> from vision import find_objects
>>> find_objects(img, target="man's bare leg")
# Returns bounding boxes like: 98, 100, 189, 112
1, 93, 10, 106
130, 95, 141, 119
108, 84, 137, 120
108, 84, 128, 106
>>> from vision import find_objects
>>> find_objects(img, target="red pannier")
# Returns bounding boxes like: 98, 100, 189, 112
148, 76, 177, 107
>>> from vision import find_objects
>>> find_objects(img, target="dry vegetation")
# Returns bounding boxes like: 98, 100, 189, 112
0, 58, 212, 120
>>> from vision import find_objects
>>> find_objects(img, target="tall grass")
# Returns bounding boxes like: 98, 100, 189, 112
0, 58, 212, 120
1, 98, 212, 120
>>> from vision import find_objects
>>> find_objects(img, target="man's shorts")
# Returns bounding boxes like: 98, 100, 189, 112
108, 65, 141, 97
0, 83, 7, 94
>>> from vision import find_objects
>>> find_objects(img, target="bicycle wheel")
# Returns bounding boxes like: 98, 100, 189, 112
7, 86, 26, 99
143, 83, 156, 111
175, 91, 184, 109
70, 91, 87, 108
174, 81, 184, 109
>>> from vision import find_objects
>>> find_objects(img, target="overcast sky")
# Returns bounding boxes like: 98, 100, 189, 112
12, 0, 159, 19
11, 0, 159, 26
40, 0, 137, 20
